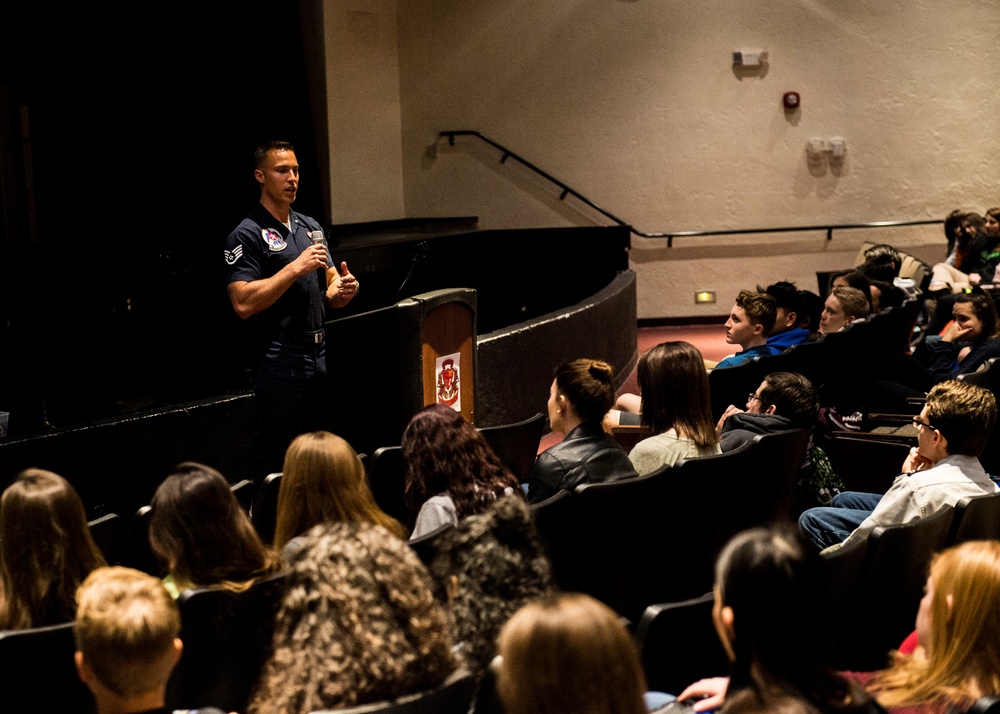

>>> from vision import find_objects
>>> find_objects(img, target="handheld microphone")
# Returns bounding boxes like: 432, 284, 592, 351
308, 230, 329, 288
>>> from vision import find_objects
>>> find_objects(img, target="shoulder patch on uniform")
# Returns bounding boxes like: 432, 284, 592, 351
224, 245, 243, 265
262, 228, 287, 252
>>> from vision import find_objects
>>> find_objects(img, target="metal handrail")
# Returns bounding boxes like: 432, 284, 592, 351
440, 130, 944, 247
441, 130, 627, 230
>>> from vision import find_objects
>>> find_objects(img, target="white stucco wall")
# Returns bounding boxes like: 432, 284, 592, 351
331, 1, 1000, 318
324, 0, 405, 223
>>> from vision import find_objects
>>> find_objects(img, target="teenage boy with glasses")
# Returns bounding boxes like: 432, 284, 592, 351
798, 380, 998, 551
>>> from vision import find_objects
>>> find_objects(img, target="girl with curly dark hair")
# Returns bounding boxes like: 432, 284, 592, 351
248, 521, 458, 713
426, 494, 553, 673
402, 403, 523, 539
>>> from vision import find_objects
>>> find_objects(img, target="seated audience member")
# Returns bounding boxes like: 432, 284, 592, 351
924, 261, 1000, 335
798, 288, 825, 338
819, 286, 871, 334
860, 244, 902, 282
763, 281, 811, 353
527, 359, 637, 504
712, 290, 777, 369
0, 468, 106, 630
857, 245, 903, 303
678, 528, 884, 714
868, 280, 906, 314
248, 522, 458, 714
942, 209, 969, 269
877, 288, 1000, 410
148, 462, 282, 598
928, 210, 996, 293
798, 380, 998, 551
716, 372, 819, 449
495, 592, 654, 714
74, 566, 225, 714
914, 288, 1000, 384
608, 281, 800, 418
716, 372, 842, 507
274, 430, 406, 557
426, 495, 554, 673
829, 269, 874, 312
403, 403, 522, 539
628, 341, 721, 476
862, 539, 1000, 712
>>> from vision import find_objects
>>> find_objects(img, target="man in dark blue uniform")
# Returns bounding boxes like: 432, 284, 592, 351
224, 140, 359, 477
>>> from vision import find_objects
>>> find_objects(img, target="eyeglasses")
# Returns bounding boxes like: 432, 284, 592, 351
911, 418, 938, 432
747, 393, 762, 403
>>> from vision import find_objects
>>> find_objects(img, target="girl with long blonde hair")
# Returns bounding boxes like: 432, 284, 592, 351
273, 431, 406, 554
868, 540, 1000, 711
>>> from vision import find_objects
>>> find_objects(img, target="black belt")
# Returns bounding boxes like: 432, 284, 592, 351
277, 329, 325, 345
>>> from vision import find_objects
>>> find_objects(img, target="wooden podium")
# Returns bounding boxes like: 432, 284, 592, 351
325, 288, 477, 455
398, 288, 478, 425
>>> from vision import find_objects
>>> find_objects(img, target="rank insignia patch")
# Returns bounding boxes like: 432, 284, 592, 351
224, 245, 243, 265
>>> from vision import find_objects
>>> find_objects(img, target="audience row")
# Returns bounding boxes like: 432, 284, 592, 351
4, 234, 1000, 713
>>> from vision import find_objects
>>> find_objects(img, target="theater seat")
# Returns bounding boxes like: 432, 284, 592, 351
846, 506, 955, 672
817, 536, 870, 670
533, 443, 753, 624
88, 512, 126, 565
821, 437, 910, 496
607, 424, 652, 455
478, 412, 545, 482
366, 446, 408, 524
634, 592, 728, 697
407, 523, 454, 565
165, 568, 290, 713
250, 472, 282, 545
0, 621, 95, 712
121, 505, 160, 576
230, 478, 255, 514
734, 428, 811, 530
948, 491, 1000, 545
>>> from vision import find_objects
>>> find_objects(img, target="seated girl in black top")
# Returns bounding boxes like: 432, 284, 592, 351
527, 359, 637, 504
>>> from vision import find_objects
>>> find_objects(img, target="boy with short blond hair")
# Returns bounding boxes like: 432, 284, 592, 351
75, 566, 203, 714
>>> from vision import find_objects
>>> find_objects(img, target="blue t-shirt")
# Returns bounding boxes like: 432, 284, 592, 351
766, 327, 810, 354
715, 344, 772, 369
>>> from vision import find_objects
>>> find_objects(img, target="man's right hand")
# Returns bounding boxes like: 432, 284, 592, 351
291, 243, 329, 276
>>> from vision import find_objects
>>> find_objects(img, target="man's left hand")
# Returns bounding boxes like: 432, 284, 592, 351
327, 261, 359, 308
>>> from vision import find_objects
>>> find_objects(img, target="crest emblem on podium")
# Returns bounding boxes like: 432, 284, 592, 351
436, 354, 461, 411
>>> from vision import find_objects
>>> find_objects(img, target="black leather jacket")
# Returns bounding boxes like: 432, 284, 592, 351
527, 423, 638, 504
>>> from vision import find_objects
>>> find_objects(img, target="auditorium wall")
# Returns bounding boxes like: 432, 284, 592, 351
321, 0, 1000, 319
